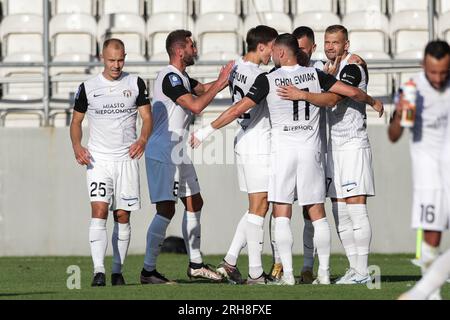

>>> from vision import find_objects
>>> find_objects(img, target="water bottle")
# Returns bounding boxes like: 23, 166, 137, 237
400, 79, 417, 128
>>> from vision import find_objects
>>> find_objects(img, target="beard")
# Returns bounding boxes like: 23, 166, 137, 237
184, 54, 197, 66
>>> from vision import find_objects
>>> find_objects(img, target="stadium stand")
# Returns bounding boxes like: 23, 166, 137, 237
390, 10, 430, 59
51, 0, 97, 16
0, 0, 439, 126
98, 0, 145, 16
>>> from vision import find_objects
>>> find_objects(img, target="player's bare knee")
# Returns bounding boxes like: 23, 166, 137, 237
113, 210, 130, 223
156, 201, 176, 219
91, 203, 108, 219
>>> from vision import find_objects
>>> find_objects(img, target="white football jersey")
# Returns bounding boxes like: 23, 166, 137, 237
412, 72, 450, 165
146, 65, 198, 164
230, 58, 271, 155
74, 72, 150, 160
246, 64, 337, 152
327, 53, 370, 150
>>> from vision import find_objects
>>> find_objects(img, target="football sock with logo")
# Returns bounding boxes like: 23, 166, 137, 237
89, 218, 108, 274
312, 217, 331, 276
143, 214, 170, 272
224, 211, 248, 266
275, 217, 294, 276
302, 218, 315, 271
332, 201, 357, 269
182, 210, 203, 264
112, 222, 131, 274
270, 214, 282, 264
247, 213, 265, 279
347, 204, 371, 275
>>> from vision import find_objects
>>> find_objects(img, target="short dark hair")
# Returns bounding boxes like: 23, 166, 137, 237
293, 26, 315, 43
424, 40, 450, 60
103, 38, 125, 51
325, 25, 348, 40
246, 25, 279, 52
274, 33, 309, 66
166, 29, 192, 57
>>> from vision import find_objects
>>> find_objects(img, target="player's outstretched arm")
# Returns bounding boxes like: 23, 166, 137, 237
70, 110, 91, 165
190, 97, 256, 148
193, 61, 235, 95
328, 81, 384, 117
388, 94, 405, 142
177, 61, 234, 114
129, 104, 153, 159
277, 85, 343, 107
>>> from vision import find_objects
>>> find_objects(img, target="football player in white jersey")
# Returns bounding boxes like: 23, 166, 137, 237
279, 26, 369, 284
212, 25, 279, 285
70, 39, 153, 287
192, 33, 383, 285
283, 25, 377, 284
390, 40, 450, 299
141, 30, 234, 284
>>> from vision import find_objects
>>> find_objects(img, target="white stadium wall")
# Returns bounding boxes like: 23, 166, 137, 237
0, 125, 448, 256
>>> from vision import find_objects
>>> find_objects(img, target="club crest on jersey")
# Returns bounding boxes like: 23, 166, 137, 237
169, 74, 182, 87
123, 89, 132, 98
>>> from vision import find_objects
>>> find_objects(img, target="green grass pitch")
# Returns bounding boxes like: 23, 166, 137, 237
0, 253, 448, 300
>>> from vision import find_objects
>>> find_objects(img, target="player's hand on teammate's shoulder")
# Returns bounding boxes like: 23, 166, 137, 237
324, 55, 342, 76
129, 138, 147, 159
277, 85, 306, 101
373, 99, 384, 118
348, 54, 366, 67
73, 144, 91, 166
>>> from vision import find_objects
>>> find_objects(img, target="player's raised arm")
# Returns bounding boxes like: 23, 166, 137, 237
192, 61, 235, 95
388, 93, 406, 143
190, 72, 270, 148
174, 61, 234, 114
190, 97, 257, 148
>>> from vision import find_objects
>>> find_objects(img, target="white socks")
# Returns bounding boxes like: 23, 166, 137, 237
112, 222, 131, 274
274, 217, 293, 277
421, 241, 440, 274
302, 218, 315, 271
89, 218, 108, 274
332, 202, 357, 269
224, 211, 248, 266
312, 217, 331, 277
143, 214, 170, 272
347, 204, 372, 275
270, 214, 282, 264
247, 213, 265, 279
182, 210, 203, 264
407, 249, 450, 299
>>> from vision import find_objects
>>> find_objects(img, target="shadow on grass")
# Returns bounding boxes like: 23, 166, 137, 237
381, 275, 422, 283
0, 292, 57, 298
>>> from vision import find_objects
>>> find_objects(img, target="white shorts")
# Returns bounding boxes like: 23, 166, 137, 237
411, 155, 449, 231
86, 158, 140, 211
268, 148, 325, 206
411, 188, 449, 231
146, 157, 200, 203
326, 147, 375, 199
236, 153, 270, 193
